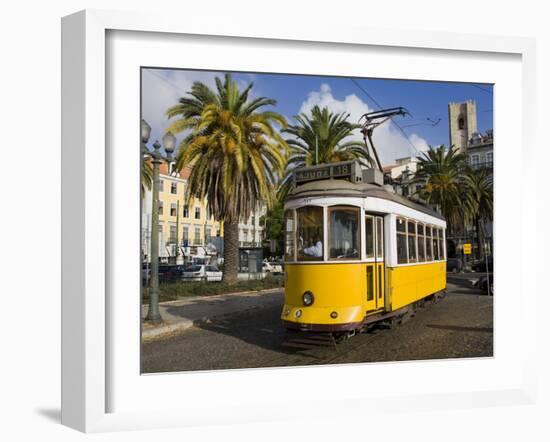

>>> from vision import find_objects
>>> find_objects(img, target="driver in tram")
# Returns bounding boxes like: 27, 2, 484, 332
303, 236, 323, 258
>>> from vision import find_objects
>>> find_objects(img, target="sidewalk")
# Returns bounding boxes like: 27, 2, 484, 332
141, 288, 284, 340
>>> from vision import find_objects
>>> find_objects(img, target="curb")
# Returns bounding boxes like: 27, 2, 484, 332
141, 288, 283, 341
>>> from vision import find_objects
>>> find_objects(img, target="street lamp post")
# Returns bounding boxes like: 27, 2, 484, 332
142, 119, 176, 323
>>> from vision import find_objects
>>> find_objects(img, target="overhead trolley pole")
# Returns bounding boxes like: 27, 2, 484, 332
360, 107, 409, 172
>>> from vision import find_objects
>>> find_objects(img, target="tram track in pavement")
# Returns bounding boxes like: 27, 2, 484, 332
259, 320, 401, 368
263, 296, 442, 368
142, 285, 492, 373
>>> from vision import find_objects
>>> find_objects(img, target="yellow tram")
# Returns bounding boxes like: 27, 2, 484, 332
281, 160, 446, 334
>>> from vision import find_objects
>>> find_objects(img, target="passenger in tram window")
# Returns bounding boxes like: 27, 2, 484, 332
303, 237, 323, 258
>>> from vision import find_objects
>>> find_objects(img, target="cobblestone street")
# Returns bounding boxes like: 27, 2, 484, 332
142, 280, 493, 373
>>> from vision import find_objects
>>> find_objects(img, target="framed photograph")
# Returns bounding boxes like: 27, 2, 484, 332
62, 9, 536, 433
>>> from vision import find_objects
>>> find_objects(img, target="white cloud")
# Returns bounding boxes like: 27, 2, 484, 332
298, 83, 430, 165
141, 69, 218, 151
141, 70, 262, 153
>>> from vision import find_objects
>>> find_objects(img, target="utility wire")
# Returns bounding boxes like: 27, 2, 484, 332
145, 69, 190, 97
350, 78, 422, 157
470, 84, 493, 94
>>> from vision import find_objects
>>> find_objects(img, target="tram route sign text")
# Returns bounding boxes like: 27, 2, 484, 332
294, 162, 360, 184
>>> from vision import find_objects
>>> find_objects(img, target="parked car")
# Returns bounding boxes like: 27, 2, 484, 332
475, 274, 494, 295
141, 263, 151, 282
472, 256, 493, 272
446, 257, 463, 273
182, 265, 223, 282
262, 261, 283, 274
157, 264, 187, 282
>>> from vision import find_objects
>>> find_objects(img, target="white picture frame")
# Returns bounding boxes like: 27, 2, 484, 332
61, 9, 537, 433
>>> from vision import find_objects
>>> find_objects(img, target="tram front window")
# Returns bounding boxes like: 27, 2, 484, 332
297, 206, 324, 261
329, 207, 360, 259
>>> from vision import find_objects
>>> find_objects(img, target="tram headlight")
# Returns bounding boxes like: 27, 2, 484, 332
302, 291, 314, 306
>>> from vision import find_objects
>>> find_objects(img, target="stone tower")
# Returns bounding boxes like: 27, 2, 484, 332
448, 100, 478, 152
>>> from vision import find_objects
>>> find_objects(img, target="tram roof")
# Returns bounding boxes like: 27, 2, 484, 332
286, 178, 445, 221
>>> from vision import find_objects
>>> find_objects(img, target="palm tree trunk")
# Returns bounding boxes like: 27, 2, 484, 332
476, 216, 484, 261
222, 219, 239, 285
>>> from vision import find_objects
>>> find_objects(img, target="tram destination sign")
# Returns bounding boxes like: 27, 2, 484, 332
293, 161, 362, 184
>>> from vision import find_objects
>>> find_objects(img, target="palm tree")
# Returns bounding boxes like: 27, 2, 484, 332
141, 160, 153, 198
165, 74, 288, 284
413, 145, 468, 233
462, 167, 493, 259
279, 106, 371, 197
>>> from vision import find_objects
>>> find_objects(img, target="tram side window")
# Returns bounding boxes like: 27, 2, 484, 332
433, 226, 440, 260
426, 226, 433, 261
329, 207, 360, 259
284, 210, 295, 261
407, 220, 417, 262
297, 206, 324, 261
438, 228, 445, 260
365, 215, 374, 258
376, 217, 384, 259
418, 223, 426, 262
396, 217, 408, 264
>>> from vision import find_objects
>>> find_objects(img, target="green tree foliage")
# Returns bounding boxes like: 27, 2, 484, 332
413, 145, 469, 233
165, 74, 289, 284
279, 105, 370, 198
141, 160, 153, 198
262, 200, 285, 256
462, 167, 493, 258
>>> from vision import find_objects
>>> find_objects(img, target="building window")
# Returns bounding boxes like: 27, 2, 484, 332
296, 206, 324, 261
417, 223, 426, 262
407, 220, 417, 262
170, 182, 177, 194
169, 224, 177, 243
284, 210, 296, 261
182, 226, 189, 241
194, 227, 201, 244
396, 217, 408, 264
170, 203, 177, 217
487, 152, 493, 165
458, 116, 465, 130
471, 154, 480, 167
158, 201, 163, 216
206, 227, 212, 239
328, 206, 360, 260
194, 207, 201, 219
159, 179, 164, 192
183, 205, 189, 218
365, 215, 374, 259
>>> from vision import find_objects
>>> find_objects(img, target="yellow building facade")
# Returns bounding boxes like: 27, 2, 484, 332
142, 163, 223, 261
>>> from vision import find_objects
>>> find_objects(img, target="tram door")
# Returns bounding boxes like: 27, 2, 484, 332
365, 215, 385, 311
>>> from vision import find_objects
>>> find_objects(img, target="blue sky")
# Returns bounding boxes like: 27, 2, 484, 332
141, 68, 493, 166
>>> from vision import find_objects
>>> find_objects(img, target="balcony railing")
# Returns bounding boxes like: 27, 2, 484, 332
470, 161, 493, 170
